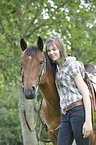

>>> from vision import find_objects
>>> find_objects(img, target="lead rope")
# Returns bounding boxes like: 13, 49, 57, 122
23, 109, 39, 132
35, 85, 39, 108
48, 124, 60, 132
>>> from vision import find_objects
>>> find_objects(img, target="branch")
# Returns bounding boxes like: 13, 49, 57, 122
0, 19, 13, 44
14, 0, 24, 23
25, 0, 72, 38
23, 9, 40, 37
87, 56, 96, 63
23, 0, 44, 37
0, 18, 18, 52
53, 0, 72, 13
26, 20, 49, 38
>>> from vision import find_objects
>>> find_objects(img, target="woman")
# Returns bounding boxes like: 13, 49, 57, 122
45, 37, 93, 145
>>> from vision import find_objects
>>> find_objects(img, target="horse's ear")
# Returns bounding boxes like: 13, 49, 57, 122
37, 36, 43, 51
20, 38, 27, 51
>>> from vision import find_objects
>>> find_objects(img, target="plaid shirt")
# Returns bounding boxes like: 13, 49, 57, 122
55, 57, 85, 109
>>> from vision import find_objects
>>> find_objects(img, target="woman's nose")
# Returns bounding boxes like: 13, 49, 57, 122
49, 50, 53, 55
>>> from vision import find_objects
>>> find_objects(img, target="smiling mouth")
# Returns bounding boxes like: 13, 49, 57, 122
50, 55, 55, 59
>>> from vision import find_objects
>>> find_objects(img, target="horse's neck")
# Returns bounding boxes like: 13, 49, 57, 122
39, 67, 60, 106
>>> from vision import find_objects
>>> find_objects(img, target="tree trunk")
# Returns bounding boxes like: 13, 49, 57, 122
18, 84, 38, 145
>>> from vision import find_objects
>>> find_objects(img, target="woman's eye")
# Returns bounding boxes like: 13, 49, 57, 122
47, 50, 50, 52
47, 48, 56, 52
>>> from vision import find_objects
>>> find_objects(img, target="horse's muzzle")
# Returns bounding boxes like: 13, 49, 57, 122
22, 86, 36, 99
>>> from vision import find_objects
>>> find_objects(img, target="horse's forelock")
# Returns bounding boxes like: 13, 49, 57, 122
25, 45, 41, 58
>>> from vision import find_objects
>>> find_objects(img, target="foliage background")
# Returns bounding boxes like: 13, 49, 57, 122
0, 0, 96, 144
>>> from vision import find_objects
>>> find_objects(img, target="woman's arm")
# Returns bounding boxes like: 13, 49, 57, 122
75, 72, 93, 138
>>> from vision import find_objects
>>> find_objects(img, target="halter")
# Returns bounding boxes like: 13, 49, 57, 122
20, 56, 46, 108
35, 57, 46, 107
20, 57, 46, 90
37, 57, 46, 87
20, 62, 24, 85
20, 56, 47, 133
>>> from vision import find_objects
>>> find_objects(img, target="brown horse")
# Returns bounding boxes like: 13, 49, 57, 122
20, 36, 61, 145
20, 36, 96, 145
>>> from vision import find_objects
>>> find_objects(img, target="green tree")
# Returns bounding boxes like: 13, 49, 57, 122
0, 0, 96, 85
0, 86, 23, 145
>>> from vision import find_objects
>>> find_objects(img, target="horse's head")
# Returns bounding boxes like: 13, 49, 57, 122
20, 36, 46, 99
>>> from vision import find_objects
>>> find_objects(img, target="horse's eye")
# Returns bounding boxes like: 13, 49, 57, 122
39, 60, 44, 65
20, 62, 23, 66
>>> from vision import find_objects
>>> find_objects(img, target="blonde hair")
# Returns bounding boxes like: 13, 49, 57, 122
46, 37, 67, 59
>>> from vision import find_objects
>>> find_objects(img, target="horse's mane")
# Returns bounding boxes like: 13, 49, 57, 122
45, 52, 57, 79
25, 45, 57, 80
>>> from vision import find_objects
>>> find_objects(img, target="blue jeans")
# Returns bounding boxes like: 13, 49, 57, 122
57, 105, 90, 145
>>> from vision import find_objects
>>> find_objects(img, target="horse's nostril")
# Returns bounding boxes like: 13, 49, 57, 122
32, 86, 35, 92
23, 86, 36, 99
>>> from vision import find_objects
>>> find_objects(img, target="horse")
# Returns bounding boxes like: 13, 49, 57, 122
20, 36, 96, 145
20, 36, 61, 145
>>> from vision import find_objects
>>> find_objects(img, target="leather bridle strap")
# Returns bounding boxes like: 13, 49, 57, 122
48, 124, 60, 132
23, 97, 43, 132
37, 58, 46, 86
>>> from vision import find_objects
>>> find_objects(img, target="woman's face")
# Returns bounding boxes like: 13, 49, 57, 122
47, 44, 60, 61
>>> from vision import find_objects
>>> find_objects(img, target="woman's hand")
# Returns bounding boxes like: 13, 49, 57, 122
82, 121, 93, 138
